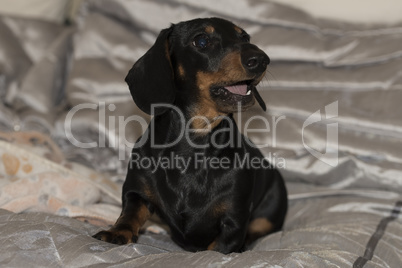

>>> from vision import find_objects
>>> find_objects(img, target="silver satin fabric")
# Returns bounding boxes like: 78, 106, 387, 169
0, 0, 401, 267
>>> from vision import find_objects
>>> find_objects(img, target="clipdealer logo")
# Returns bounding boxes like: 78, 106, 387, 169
64, 101, 339, 167
129, 151, 286, 174
302, 101, 339, 167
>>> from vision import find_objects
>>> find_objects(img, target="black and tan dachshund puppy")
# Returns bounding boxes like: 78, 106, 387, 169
93, 18, 287, 254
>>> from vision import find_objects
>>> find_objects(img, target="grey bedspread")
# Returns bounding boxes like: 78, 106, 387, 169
0, 0, 401, 267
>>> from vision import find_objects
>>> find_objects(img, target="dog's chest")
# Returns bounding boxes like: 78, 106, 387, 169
155, 170, 227, 228
166, 196, 222, 242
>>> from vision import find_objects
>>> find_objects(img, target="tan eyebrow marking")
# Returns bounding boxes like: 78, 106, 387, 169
234, 26, 243, 34
205, 25, 215, 34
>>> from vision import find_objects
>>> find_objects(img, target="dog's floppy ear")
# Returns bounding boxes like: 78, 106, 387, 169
125, 27, 175, 115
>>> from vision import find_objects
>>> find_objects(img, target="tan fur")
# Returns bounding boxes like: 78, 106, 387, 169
234, 26, 243, 34
115, 203, 152, 238
211, 201, 230, 217
178, 64, 185, 78
192, 51, 250, 133
205, 25, 215, 34
207, 240, 217, 250
247, 218, 274, 237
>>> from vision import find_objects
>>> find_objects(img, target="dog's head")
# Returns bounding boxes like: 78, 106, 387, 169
126, 18, 269, 118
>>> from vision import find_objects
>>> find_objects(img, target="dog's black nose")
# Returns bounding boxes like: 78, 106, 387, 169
241, 44, 270, 74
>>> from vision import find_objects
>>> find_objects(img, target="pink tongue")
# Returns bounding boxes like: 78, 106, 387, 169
224, 84, 248, 95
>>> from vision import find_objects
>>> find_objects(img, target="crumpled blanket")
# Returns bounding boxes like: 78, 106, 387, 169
1, 197, 401, 267
0, 131, 121, 226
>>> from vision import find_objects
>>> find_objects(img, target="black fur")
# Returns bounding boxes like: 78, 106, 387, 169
93, 18, 287, 254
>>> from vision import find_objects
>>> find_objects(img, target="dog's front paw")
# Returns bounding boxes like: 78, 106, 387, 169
92, 229, 138, 245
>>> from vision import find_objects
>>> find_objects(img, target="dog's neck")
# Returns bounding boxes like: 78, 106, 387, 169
171, 90, 226, 134
153, 108, 238, 147
189, 108, 225, 135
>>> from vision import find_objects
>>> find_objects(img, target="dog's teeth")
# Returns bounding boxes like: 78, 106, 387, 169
246, 91, 251, 95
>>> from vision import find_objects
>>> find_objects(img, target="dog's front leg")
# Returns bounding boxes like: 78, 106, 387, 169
207, 215, 249, 254
93, 192, 152, 245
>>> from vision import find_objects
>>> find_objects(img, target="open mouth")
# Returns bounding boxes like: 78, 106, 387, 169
223, 81, 252, 96
212, 80, 254, 97
210, 79, 267, 112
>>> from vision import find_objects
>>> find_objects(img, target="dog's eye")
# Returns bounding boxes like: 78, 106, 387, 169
192, 34, 210, 49
241, 34, 250, 43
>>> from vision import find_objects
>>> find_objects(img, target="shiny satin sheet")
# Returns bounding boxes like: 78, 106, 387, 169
0, 0, 401, 267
